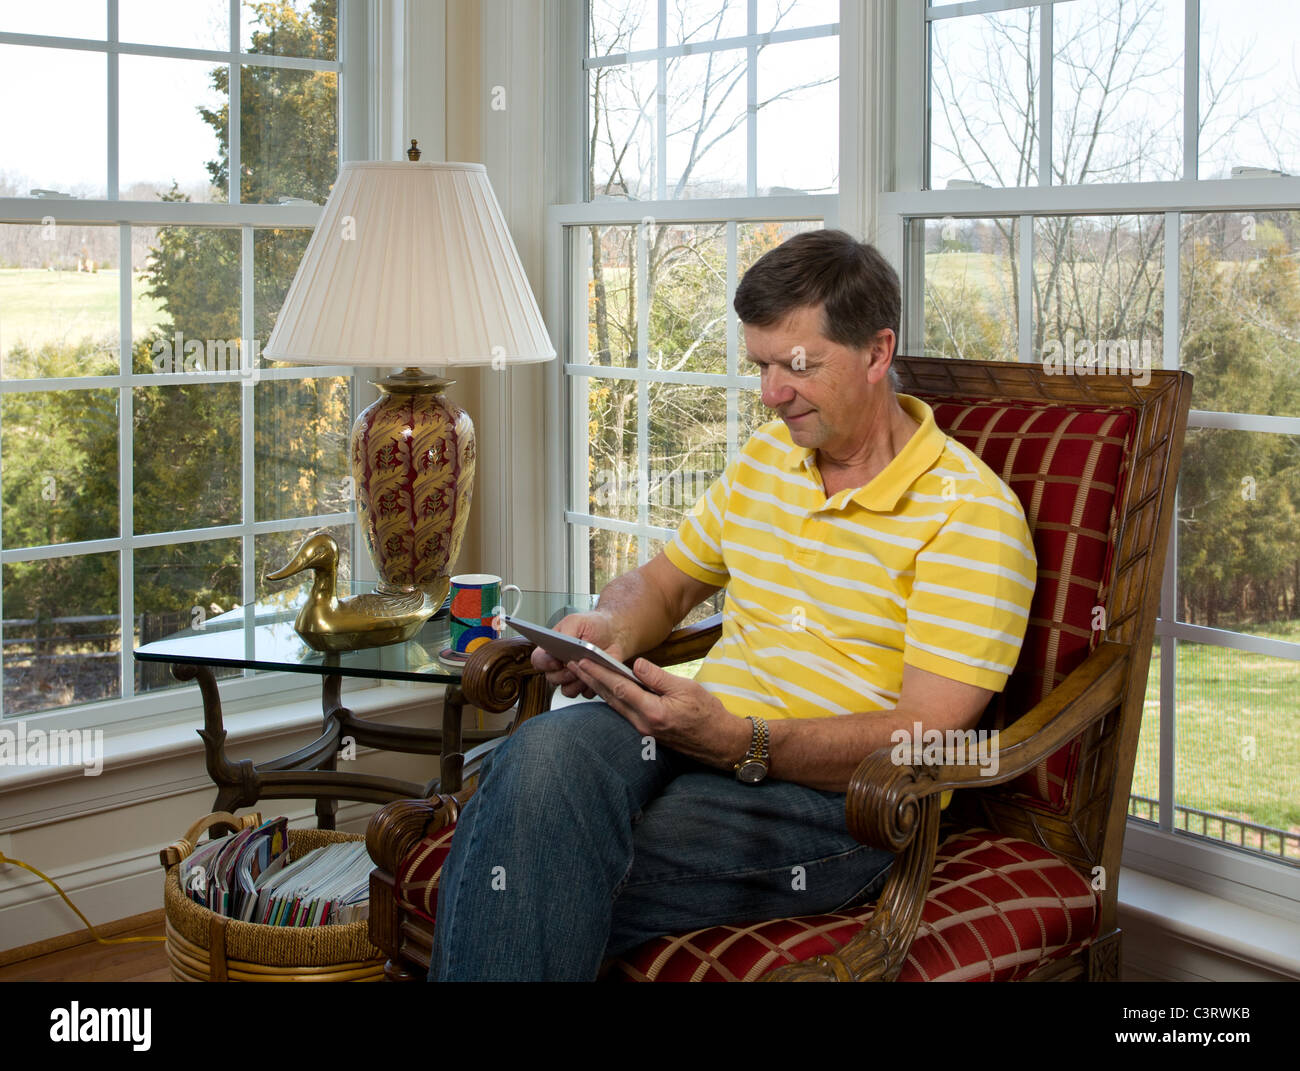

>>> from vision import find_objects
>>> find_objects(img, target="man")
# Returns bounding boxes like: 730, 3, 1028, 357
428, 230, 1036, 981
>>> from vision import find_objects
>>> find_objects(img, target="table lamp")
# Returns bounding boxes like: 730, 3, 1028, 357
264, 144, 555, 630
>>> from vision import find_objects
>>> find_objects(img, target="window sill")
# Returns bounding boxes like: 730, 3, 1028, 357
1118, 867, 1300, 980
0, 680, 448, 834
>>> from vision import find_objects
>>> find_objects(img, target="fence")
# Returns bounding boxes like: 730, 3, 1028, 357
1, 609, 201, 712
1129, 794, 1300, 864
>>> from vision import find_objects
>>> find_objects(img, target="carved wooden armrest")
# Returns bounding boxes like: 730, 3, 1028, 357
845, 641, 1130, 851
764, 790, 943, 982
461, 637, 544, 714
763, 641, 1131, 982
366, 791, 467, 874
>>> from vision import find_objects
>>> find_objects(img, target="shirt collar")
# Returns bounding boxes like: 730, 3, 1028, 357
780, 393, 947, 512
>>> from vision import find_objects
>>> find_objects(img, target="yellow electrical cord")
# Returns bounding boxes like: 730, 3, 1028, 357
0, 851, 165, 945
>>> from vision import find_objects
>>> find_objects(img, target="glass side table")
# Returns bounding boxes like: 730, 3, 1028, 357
134, 587, 595, 831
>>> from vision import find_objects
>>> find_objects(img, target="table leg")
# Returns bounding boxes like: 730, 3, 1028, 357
440, 684, 466, 793
314, 673, 344, 830
172, 662, 258, 836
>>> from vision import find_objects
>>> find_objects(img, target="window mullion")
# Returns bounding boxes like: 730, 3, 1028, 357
1184, 0, 1199, 179
119, 221, 134, 700
1018, 213, 1034, 361
926, 0, 1053, 20
229, 0, 241, 205
569, 227, 591, 593
1159, 516, 1178, 834
1164, 212, 1181, 373
107, 0, 119, 199
726, 221, 738, 455
1158, 208, 1182, 834
746, 0, 757, 198
241, 225, 256, 664
1038, 2, 1051, 186
636, 219, 650, 564
656, 0, 666, 201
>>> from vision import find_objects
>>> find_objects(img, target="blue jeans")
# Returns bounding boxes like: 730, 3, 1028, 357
428, 701, 894, 981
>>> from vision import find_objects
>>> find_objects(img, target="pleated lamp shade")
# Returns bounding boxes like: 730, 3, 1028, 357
261, 159, 553, 614
264, 160, 554, 366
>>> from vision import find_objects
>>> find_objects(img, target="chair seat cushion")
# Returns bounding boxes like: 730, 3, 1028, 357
394, 826, 1099, 982
606, 831, 1100, 982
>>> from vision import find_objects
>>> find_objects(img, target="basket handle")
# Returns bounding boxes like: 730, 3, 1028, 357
158, 811, 263, 869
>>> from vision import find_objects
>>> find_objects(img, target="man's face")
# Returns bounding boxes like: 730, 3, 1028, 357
743, 304, 894, 458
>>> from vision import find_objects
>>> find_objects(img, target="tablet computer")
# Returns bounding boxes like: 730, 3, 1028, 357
505, 616, 659, 693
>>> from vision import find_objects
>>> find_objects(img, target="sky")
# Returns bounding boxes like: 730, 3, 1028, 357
1, 0, 1298, 199
0, 0, 302, 198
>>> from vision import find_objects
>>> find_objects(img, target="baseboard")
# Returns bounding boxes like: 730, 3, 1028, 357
0, 908, 165, 968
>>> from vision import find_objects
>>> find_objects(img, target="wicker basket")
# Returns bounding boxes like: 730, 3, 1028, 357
160, 812, 386, 982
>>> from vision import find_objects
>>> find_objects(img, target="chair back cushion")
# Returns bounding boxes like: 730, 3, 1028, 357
919, 398, 1136, 810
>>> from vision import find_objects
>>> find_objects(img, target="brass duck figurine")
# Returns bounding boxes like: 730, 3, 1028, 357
266, 533, 435, 652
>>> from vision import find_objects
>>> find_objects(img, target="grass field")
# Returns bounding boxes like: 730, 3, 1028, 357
924, 249, 1017, 294
0, 269, 166, 356
1132, 637, 1299, 843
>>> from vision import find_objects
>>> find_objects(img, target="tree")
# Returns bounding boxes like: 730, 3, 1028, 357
584, 0, 832, 588
1177, 222, 1300, 629
926, 0, 1300, 633
131, 1, 345, 637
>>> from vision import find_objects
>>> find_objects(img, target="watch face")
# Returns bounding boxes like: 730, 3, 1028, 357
738, 759, 767, 783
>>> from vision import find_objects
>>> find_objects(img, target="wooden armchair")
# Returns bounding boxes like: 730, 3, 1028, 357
367, 355, 1192, 982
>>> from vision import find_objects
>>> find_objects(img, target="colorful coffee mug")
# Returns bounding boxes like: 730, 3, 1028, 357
449, 574, 522, 656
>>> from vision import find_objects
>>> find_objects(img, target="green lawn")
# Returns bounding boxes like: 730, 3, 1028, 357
0, 269, 165, 355
1131, 638, 1298, 842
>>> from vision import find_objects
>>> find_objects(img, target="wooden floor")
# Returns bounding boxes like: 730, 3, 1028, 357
0, 913, 170, 982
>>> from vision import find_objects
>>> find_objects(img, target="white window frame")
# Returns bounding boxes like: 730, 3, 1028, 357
0, 0, 374, 735
882, 0, 1300, 918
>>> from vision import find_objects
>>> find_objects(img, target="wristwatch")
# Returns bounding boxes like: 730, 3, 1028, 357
734, 715, 770, 784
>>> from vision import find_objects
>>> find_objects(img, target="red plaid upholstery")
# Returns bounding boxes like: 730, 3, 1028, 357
395, 827, 1098, 982
922, 399, 1135, 810
396, 820, 457, 923
604, 831, 1098, 981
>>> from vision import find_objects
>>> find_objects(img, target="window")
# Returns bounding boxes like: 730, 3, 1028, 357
0, 1, 361, 728
884, 0, 1300, 883
563, 0, 839, 600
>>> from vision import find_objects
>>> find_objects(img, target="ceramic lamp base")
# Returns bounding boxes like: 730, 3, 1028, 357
350, 368, 475, 606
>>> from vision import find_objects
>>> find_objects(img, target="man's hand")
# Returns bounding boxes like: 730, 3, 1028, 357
529, 554, 719, 700
568, 656, 750, 770
529, 612, 625, 699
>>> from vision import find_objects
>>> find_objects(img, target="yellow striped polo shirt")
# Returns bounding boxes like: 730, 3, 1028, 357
664, 393, 1036, 720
